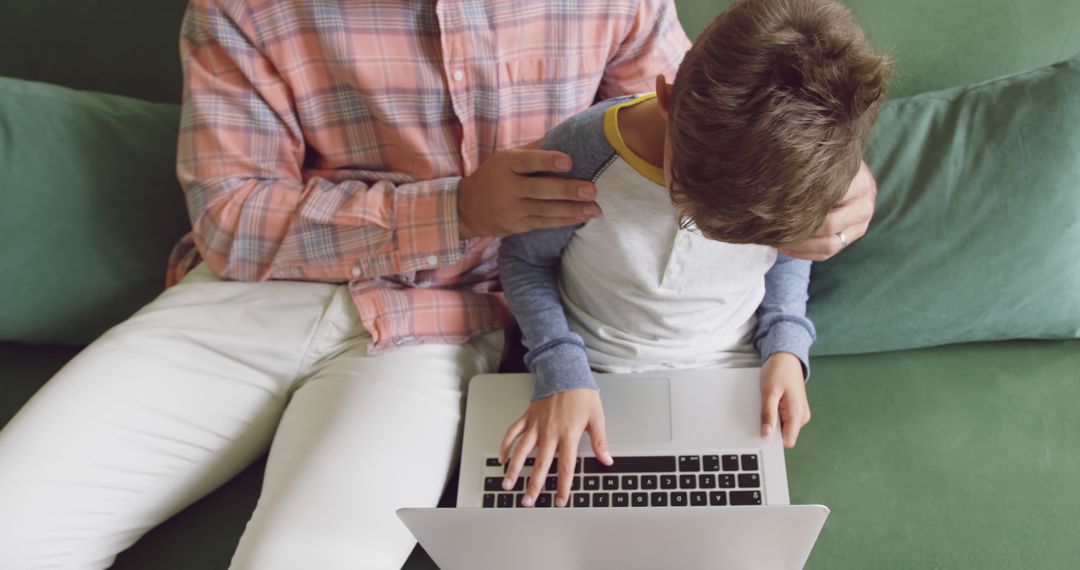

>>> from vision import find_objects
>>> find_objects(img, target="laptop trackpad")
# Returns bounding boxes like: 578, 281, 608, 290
593, 376, 672, 444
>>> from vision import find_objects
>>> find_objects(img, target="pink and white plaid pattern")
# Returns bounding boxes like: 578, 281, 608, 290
172, 0, 690, 352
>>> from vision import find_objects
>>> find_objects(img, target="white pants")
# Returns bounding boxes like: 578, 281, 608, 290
0, 263, 504, 569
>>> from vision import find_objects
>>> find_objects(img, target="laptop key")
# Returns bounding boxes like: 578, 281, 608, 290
622, 475, 639, 490
593, 493, 610, 507
679, 474, 697, 489
515, 494, 527, 508
632, 492, 649, 507
486, 457, 501, 467
613, 492, 629, 507
709, 491, 728, 506
718, 474, 735, 488
679, 455, 701, 472
545, 477, 558, 491
650, 492, 668, 507
571, 476, 581, 491
738, 473, 760, 488
690, 491, 708, 506
704, 455, 721, 472
497, 494, 514, 508
722, 455, 740, 471
573, 493, 590, 508
741, 454, 759, 471
699, 474, 717, 489
660, 475, 678, 489
584, 476, 600, 491
484, 477, 503, 492
483, 494, 495, 508
584, 456, 676, 473
641, 475, 658, 490
671, 492, 688, 507
536, 493, 553, 508
602, 476, 619, 490
730, 491, 762, 505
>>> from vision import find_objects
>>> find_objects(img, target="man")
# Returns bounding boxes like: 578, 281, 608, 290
0, 1, 876, 568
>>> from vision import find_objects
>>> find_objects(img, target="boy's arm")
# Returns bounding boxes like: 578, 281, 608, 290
499, 226, 596, 400
754, 253, 817, 378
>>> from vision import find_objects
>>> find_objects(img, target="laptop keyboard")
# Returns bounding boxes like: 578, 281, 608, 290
480, 454, 763, 508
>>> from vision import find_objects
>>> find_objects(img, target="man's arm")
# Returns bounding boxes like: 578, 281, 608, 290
499, 227, 595, 400
179, 0, 597, 283
178, 0, 472, 283
754, 253, 817, 377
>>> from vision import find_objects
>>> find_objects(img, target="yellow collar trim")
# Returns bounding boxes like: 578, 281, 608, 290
603, 93, 666, 186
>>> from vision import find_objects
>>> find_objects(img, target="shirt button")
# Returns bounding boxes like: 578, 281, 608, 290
427, 255, 439, 265
452, 70, 464, 82
351, 267, 362, 278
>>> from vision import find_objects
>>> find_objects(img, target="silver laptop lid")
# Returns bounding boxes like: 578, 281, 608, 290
398, 505, 829, 570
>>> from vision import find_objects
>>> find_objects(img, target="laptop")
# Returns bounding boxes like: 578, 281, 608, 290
398, 367, 829, 569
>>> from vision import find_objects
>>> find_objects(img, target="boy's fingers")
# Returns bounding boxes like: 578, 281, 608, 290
782, 413, 803, 448
555, 435, 581, 507
519, 178, 597, 202
525, 439, 557, 508
588, 414, 613, 466
761, 388, 782, 437
499, 417, 526, 464
503, 430, 536, 491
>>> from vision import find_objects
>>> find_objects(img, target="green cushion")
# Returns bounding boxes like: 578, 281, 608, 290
676, 0, 1080, 98
807, 55, 1080, 356
791, 340, 1080, 568
0, 78, 190, 345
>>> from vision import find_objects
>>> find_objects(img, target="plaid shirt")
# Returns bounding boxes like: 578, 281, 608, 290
172, 0, 690, 352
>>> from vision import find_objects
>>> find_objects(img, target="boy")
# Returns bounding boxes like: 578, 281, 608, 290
497, 0, 891, 508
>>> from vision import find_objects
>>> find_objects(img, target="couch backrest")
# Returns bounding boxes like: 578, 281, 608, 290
1, 1, 1076, 102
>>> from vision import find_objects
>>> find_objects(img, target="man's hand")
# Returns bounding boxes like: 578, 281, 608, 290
499, 388, 613, 508
759, 352, 811, 448
781, 160, 877, 261
458, 145, 601, 238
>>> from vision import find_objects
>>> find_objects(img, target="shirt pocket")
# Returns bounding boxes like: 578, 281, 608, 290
493, 53, 607, 149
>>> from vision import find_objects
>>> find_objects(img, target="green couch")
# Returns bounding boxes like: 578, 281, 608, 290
2, 1, 1078, 568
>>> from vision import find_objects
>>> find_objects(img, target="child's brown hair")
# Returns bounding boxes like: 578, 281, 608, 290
668, 0, 891, 246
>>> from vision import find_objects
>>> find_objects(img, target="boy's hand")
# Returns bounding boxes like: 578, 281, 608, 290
759, 352, 811, 448
499, 388, 613, 508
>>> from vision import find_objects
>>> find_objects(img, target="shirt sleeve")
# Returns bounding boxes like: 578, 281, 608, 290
599, 0, 693, 99
499, 226, 597, 400
754, 253, 817, 378
177, 0, 465, 283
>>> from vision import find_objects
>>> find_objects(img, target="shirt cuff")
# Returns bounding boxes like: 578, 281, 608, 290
526, 340, 598, 400
351, 177, 465, 278
757, 320, 814, 380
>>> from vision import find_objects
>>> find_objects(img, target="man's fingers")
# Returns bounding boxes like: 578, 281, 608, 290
509, 149, 574, 175
555, 435, 581, 507
761, 388, 782, 437
522, 198, 601, 222
518, 177, 597, 202
815, 195, 874, 237
521, 215, 591, 232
